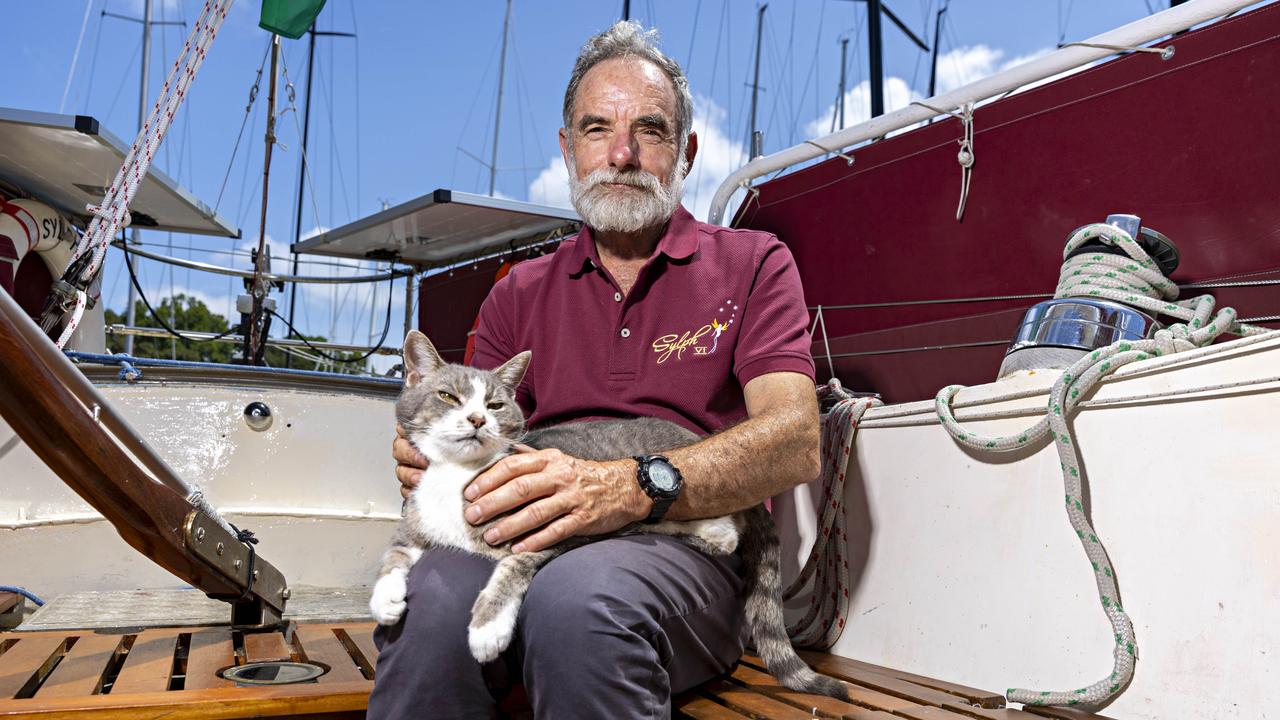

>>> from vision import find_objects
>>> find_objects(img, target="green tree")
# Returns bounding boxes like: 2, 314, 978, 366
104, 294, 369, 372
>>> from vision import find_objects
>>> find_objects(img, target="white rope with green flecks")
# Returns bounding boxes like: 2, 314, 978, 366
935, 223, 1269, 708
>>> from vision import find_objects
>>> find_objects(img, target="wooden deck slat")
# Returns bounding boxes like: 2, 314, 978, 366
242, 632, 292, 663
0, 594, 20, 616
334, 623, 378, 678
0, 679, 372, 719
796, 652, 973, 708
813, 655, 1005, 708
896, 706, 994, 720
0, 635, 65, 699
940, 703, 1048, 719
110, 630, 180, 695
35, 634, 122, 699
729, 662, 896, 720
700, 677, 825, 720
1023, 707, 1118, 720
675, 692, 756, 720
182, 629, 234, 691
739, 655, 919, 712
292, 626, 368, 685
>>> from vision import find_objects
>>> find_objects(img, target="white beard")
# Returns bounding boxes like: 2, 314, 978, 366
568, 152, 687, 233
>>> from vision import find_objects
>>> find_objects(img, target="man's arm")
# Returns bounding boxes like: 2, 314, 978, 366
461, 370, 819, 552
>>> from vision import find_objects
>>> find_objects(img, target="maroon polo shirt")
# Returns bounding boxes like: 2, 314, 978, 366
471, 206, 814, 435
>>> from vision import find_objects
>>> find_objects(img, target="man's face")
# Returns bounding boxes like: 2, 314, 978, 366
560, 57, 696, 233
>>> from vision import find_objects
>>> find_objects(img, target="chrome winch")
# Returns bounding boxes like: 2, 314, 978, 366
998, 213, 1180, 378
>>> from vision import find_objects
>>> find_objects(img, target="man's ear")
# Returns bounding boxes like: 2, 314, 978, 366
559, 127, 570, 166
402, 330, 444, 387
493, 350, 531, 390
683, 131, 699, 177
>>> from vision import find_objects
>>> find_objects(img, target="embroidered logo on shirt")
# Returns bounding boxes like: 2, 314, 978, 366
651, 300, 738, 363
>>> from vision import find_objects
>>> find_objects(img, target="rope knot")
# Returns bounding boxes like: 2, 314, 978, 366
234, 526, 259, 546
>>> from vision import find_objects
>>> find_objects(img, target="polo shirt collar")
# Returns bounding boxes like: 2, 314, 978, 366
567, 205, 700, 275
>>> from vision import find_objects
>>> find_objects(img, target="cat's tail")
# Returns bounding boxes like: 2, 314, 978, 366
740, 505, 849, 701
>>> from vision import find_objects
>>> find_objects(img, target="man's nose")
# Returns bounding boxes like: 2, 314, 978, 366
467, 413, 486, 428
609, 131, 639, 171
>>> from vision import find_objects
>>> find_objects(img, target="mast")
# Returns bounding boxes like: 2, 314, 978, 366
489, 0, 512, 197
247, 36, 281, 365
841, 0, 928, 119
285, 22, 354, 368
867, 0, 884, 118
928, 1, 948, 98
123, 0, 153, 356
748, 3, 768, 158
832, 36, 849, 133
622, 0, 631, 21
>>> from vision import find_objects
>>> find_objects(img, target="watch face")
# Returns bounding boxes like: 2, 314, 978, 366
647, 460, 680, 492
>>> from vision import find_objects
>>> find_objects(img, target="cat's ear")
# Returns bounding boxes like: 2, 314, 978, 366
493, 350, 531, 390
403, 330, 445, 387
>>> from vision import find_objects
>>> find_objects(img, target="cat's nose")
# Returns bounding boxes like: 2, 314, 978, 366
467, 413, 486, 428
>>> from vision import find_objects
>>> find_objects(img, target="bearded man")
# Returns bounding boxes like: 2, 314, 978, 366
370, 20, 818, 720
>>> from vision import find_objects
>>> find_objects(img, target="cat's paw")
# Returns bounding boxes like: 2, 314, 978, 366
370, 572, 408, 626
691, 517, 739, 555
467, 602, 519, 663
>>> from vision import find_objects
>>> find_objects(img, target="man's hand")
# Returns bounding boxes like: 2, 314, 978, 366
462, 449, 651, 553
393, 424, 428, 500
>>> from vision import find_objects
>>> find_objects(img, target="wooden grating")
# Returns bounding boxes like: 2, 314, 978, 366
673, 653, 1119, 720
0, 625, 1119, 720
0, 622, 379, 719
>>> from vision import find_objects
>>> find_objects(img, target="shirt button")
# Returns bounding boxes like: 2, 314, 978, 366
613, 292, 622, 302
620, 328, 631, 338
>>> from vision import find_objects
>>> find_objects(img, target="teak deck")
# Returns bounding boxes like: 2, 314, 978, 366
0, 624, 1117, 720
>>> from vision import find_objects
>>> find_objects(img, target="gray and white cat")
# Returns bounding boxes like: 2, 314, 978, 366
370, 330, 846, 700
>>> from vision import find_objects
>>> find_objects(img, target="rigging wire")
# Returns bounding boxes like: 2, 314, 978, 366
312, 30, 354, 224
60, 0, 96, 113
685, 0, 703, 72
788, 0, 826, 144
214, 40, 271, 214
350, 0, 363, 222
78, 4, 106, 113
118, 241, 237, 344
102, 38, 143, 127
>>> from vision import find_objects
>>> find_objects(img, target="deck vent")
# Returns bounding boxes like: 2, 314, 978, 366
221, 660, 326, 686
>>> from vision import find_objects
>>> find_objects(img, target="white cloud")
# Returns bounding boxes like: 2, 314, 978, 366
935, 45, 1057, 96
683, 95, 747, 223
804, 76, 921, 140
802, 44, 1058, 145
528, 155, 572, 209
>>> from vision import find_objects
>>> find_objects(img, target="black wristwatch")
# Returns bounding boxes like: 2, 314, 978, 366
634, 454, 683, 523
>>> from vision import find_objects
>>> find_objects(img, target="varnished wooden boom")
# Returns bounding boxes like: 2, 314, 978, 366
0, 290, 284, 624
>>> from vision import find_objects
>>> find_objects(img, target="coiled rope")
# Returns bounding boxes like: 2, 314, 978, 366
53, 0, 233, 348
934, 223, 1269, 708
785, 380, 881, 649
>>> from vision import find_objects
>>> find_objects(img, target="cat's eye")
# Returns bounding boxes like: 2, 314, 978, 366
437, 391, 460, 405
486, 402, 504, 410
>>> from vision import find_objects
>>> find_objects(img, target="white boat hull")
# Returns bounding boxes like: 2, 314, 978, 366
776, 331, 1280, 719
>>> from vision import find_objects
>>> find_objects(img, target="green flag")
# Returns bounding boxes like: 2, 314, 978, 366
259, 0, 327, 39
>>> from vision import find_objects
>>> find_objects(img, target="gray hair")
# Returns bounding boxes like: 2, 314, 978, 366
562, 21, 694, 153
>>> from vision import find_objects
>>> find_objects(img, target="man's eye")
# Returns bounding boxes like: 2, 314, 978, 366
437, 391, 460, 405
486, 402, 505, 410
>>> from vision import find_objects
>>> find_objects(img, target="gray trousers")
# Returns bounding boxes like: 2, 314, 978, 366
367, 535, 746, 719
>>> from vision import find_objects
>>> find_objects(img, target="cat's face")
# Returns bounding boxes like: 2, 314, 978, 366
397, 330, 530, 465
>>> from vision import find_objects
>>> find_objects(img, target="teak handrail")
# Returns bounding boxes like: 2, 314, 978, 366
0, 290, 286, 627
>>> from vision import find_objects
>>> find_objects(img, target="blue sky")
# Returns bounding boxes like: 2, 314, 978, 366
3, 0, 1195, 366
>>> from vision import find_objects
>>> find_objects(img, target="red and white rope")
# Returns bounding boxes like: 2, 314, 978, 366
55, 0, 234, 348
785, 381, 881, 649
